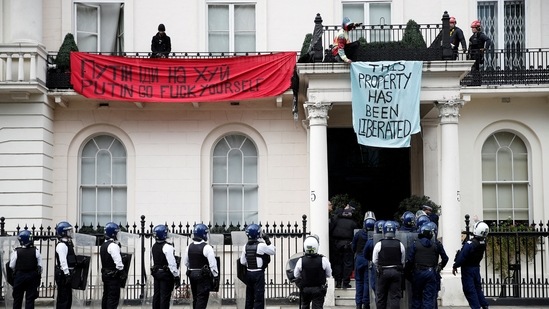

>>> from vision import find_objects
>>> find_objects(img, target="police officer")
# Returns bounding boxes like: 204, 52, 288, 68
416, 214, 431, 232
406, 223, 448, 309
100, 222, 125, 309
330, 206, 358, 288
55, 221, 76, 309
183, 223, 219, 309
9, 230, 42, 309
293, 234, 332, 309
399, 211, 416, 232
422, 205, 439, 227
352, 212, 376, 309
452, 221, 490, 309
151, 225, 180, 309
372, 221, 405, 309
240, 224, 276, 309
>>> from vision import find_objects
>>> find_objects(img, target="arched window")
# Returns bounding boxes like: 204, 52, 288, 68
212, 134, 258, 224
482, 131, 529, 223
80, 135, 127, 225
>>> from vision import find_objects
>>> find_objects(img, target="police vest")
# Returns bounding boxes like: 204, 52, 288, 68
463, 238, 486, 267
188, 242, 208, 269
55, 240, 76, 268
414, 241, 438, 267
301, 254, 326, 287
245, 240, 270, 270
152, 242, 169, 267
100, 241, 118, 270
378, 239, 402, 266
15, 247, 38, 272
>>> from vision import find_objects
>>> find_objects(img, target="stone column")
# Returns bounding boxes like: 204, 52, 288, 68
4, 0, 43, 44
304, 101, 332, 257
304, 101, 333, 306
434, 99, 467, 306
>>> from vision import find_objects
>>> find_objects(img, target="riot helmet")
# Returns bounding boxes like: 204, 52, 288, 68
303, 234, 320, 254
105, 222, 120, 240
245, 224, 262, 240
401, 211, 416, 228
153, 225, 168, 241
374, 220, 386, 234
364, 218, 376, 231
364, 211, 376, 220
473, 221, 489, 238
419, 223, 434, 240
56, 221, 73, 238
193, 223, 209, 241
383, 221, 397, 238
18, 230, 33, 247
416, 214, 431, 230
425, 222, 438, 238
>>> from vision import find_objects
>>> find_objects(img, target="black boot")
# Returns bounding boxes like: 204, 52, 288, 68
362, 305, 370, 309
335, 281, 342, 288
356, 305, 362, 309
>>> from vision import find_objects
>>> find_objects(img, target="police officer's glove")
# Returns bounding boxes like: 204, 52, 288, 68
37, 266, 43, 275
452, 268, 458, 276
212, 276, 220, 292
174, 276, 181, 289
436, 264, 443, 274
64, 273, 72, 286
262, 234, 271, 246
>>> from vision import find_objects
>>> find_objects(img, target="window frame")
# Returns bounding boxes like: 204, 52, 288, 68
79, 134, 128, 226
481, 131, 530, 224
73, 0, 125, 53
206, 1, 257, 52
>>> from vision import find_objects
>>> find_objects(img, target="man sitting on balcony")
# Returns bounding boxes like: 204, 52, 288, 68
331, 17, 362, 64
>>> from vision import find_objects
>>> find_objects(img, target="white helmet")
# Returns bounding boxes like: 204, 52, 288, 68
473, 221, 489, 238
303, 234, 320, 254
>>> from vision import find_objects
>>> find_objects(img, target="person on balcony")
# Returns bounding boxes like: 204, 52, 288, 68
449, 17, 467, 60
331, 17, 362, 63
54, 221, 75, 309
151, 23, 172, 58
9, 230, 42, 309
452, 221, 490, 309
467, 20, 491, 71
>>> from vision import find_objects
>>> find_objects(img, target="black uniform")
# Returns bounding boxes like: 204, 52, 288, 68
9, 246, 42, 309
184, 240, 218, 309
240, 239, 276, 309
468, 31, 492, 70
151, 32, 171, 58
100, 240, 125, 309
151, 241, 179, 309
294, 253, 332, 309
450, 26, 467, 60
373, 238, 405, 309
330, 210, 358, 288
55, 240, 77, 309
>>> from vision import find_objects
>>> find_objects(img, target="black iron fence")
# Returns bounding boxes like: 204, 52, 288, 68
0, 215, 308, 305
458, 215, 549, 306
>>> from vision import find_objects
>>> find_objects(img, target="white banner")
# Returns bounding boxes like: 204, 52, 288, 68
351, 61, 423, 148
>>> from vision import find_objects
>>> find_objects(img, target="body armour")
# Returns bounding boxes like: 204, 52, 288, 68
15, 247, 38, 271
414, 241, 438, 267
188, 242, 208, 269
152, 242, 169, 267
378, 239, 401, 266
301, 254, 326, 287
100, 241, 118, 270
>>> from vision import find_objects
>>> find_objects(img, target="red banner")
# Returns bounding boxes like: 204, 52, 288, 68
70, 52, 296, 103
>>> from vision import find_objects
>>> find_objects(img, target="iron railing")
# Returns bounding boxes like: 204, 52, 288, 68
458, 215, 549, 306
0, 215, 308, 305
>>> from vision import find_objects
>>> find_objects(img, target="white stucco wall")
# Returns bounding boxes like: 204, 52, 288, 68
51, 101, 309, 228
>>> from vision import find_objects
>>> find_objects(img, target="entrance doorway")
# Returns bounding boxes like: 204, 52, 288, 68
327, 128, 411, 220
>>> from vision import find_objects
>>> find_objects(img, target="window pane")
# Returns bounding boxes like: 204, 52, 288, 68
371, 3, 391, 25
81, 157, 96, 184
213, 157, 227, 183
82, 140, 98, 157
241, 139, 257, 156
235, 34, 255, 52
97, 150, 112, 184
98, 187, 112, 214
243, 211, 258, 224
243, 157, 257, 183
110, 139, 126, 157
226, 135, 245, 148
235, 5, 255, 31
95, 135, 114, 149
213, 139, 230, 156
243, 186, 258, 211
497, 183, 512, 211
209, 5, 229, 52
81, 187, 96, 218
482, 184, 496, 211
228, 187, 243, 212
112, 158, 126, 184
514, 153, 527, 180
482, 153, 496, 181
513, 183, 528, 211
228, 150, 243, 183
343, 4, 363, 24
113, 188, 126, 213
213, 186, 228, 223
496, 148, 512, 180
